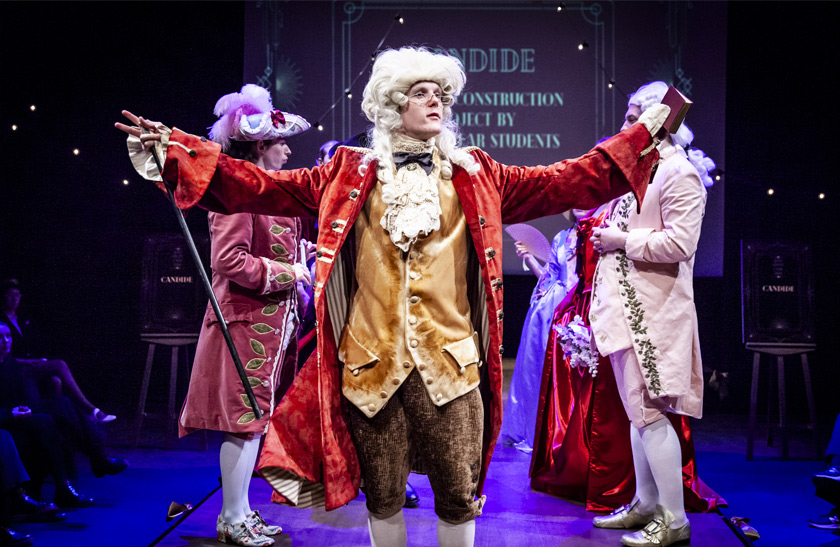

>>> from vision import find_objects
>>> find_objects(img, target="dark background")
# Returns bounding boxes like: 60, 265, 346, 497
1, 1, 837, 425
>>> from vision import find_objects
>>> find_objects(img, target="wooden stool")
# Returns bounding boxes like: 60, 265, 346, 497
134, 333, 199, 449
746, 343, 819, 460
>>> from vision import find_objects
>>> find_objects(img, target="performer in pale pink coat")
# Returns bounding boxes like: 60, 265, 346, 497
588, 81, 717, 547
178, 85, 312, 546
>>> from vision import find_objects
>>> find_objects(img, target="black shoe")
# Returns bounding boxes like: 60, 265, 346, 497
11, 488, 66, 523
0, 526, 33, 547
91, 456, 128, 478
404, 482, 420, 508
809, 508, 840, 530
54, 481, 94, 508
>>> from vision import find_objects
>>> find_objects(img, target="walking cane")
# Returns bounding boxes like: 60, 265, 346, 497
149, 147, 262, 420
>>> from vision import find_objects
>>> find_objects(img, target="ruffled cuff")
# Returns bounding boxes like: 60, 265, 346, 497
127, 126, 172, 181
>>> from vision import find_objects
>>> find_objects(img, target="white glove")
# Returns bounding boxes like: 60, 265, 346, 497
637, 104, 670, 138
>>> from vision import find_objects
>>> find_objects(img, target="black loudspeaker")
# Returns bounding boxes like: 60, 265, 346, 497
741, 241, 815, 346
140, 234, 209, 335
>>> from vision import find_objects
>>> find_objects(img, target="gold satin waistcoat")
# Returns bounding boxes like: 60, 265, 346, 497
339, 159, 481, 418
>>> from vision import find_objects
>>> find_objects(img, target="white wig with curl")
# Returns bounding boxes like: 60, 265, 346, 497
629, 81, 716, 187
359, 47, 479, 182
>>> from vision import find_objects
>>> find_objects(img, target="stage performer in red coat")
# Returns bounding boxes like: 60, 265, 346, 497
117, 46, 668, 547
530, 206, 725, 516
177, 85, 312, 546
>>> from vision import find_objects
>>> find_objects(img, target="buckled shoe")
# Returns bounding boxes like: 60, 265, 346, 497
216, 515, 274, 546
621, 506, 690, 547
593, 499, 655, 529
246, 510, 282, 536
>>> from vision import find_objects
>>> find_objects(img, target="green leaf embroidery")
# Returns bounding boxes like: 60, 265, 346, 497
273, 257, 288, 263
271, 243, 289, 256
237, 412, 256, 424
262, 303, 278, 316
250, 339, 266, 356
274, 272, 294, 284
246, 358, 266, 370
270, 225, 286, 235
240, 394, 253, 408
251, 323, 273, 334
248, 377, 262, 387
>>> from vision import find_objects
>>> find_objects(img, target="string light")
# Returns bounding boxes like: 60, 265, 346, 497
122, 179, 130, 186
767, 188, 774, 196
819, 192, 826, 200
578, 41, 588, 51
29, 105, 36, 111
557, 3, 565, 11
73, 149, 80, 156
311, 12, 404, 133
608, 79, 615, 89
11, 124, 17, 131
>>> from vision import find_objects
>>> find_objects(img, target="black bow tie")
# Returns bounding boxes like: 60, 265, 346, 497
393, 151, 434, 175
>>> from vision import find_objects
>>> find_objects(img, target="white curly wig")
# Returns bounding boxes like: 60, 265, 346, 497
359, 47, 479, 181
629, 81, 716, 187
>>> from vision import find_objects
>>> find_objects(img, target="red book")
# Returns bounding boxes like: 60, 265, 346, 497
661, 86, 692, 134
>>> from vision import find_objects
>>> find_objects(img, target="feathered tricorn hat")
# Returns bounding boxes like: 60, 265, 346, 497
208, 84, 310, 151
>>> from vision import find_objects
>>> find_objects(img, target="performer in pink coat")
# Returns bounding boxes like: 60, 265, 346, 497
588, 81, 717, 547
178, 85, 312, 546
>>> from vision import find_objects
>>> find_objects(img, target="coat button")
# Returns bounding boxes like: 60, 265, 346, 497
459, 366, 466, 375
352, 369, 360, 376
331, 221, 338, 228
418, 364, 426, 371
403, 361, 412, 368
392, 378, 400, 385
410, 339, 419, 348
316, 251, 323, 258
479, 216, 486, 226
200, 136, 207, 142
408, 316, 417, 325
379, 391, 388, 398
426, 378, 433, 385
189, 150, 197, 157
367, 404, 376, 412
436, 393, 442, 401
409, 296, 419, 304
350, 190, 359, 198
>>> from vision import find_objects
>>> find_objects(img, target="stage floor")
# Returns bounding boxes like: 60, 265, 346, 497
154, 444, 740, 547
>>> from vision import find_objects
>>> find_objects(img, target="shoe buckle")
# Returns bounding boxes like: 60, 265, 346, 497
642, 518, 664, 536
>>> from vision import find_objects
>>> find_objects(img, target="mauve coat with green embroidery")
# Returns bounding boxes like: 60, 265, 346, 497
178, 212, 302, 437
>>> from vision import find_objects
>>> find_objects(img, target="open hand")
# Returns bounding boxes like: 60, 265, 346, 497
514, 242, 532, 260
114, 110, 164, 149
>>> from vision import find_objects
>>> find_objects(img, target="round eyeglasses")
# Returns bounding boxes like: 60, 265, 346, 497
408, 90, 453, 106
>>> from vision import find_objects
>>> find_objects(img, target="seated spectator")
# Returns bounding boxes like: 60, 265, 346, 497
0, 279, 114, 424
810, 413, 840, 529
0, 321, 125, 508
1, 428, 66, 547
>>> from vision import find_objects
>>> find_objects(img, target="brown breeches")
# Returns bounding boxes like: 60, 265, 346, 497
347, 369, 484, 524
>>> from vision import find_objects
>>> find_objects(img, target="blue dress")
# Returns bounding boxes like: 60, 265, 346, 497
500, 228, 576, 452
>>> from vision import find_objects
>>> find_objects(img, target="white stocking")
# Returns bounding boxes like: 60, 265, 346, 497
437, 518, 475, 547
220, 433, 260, 524
629, 424, 658, 514
239, 434, 262, 517
368, 510, 407, 547
637, 418, 688, 528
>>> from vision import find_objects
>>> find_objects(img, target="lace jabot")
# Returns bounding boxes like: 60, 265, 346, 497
380, 134, 442, 252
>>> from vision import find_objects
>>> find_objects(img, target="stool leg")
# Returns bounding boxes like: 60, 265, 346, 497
747, 352, 760, 461
168, 346, 179, 447
135, 343, 156, 449
801, 353, 820, 458
777, 356, 788, 460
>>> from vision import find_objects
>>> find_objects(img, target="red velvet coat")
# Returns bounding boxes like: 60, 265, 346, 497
161, 124, 658, 510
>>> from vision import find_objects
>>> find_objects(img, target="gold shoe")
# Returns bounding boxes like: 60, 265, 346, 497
593, 499, 655, 529
620, 506, 690, 547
